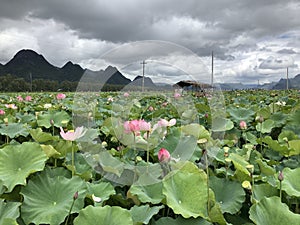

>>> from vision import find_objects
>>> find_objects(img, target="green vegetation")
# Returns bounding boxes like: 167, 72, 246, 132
0, 89, 300, 224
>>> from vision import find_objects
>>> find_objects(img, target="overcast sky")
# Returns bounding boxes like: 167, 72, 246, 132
0, 0, 299, 84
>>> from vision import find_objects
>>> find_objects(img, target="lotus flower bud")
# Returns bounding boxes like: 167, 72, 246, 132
158, 148, 170, 163
73, 191, 79, 200
278, 171, 284, 182
239, 121, 247, 130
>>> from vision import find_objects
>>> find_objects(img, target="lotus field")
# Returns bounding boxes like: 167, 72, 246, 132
0, 89, 300, 225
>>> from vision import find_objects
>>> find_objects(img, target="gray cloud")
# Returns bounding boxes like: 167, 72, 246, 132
0, 0, 299, 84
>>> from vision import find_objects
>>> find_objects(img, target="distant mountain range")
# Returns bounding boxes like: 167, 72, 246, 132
0, 49, 299, 90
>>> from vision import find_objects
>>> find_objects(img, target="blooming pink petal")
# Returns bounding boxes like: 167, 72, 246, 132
0, 109, 5, 115
139, 120, 151, 131
60, 127, 86, 141
56, 93, 66, 100
25, 96, 32, 101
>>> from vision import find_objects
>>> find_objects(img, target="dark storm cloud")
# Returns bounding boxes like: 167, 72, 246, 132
0, 0, 299, 83
277, 49, 297, 54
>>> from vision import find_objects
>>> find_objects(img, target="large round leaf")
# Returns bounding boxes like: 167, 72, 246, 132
153, 216, 212, 225
129, 182, 164, 204
162, 165, 208, 219
227, 107, 255, 122
86, 182, 116, 204
211, 118, 234, 132
0, 142, 48, 192
0, 200, 21, 224
37, 111, 70, 128
249, 196, 300, 224
20, 168, 87, 225
209, 176, 245, 214
281, 167, 300, 197
74, 205, 133, 225
0, 123, 29, 138
130, 204, 164, 225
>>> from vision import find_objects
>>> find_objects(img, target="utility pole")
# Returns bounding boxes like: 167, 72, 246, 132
140, 60, 147, 92
286, 67, 289, 90
211, 51, 214, 88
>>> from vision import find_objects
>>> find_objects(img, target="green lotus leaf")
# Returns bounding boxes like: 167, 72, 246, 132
278, 130, 298, 142
129, 182, 164, 204
130, 204, 164, 225
228, 107, 255, 122
97, 151, 125, 176
52, 140, 73, 157
256, 119, 274, 133
211, 118, 234, 132
15, 112, 36, 124
37, 111, 70, 128
30, 128, 58, 143
1, 218, 19, 225
270, 112, 287, 127
256, 107, 271, 120
209, 176, 245, 214
181, 123, 210, 140
162, 167, 208, 219
0, 123, 29, 138
74, 205, 133, 225
77, 128, 99, 143
228, 153, 251, 182
249, 196, 300, 224
0, 179, 6, 195
0, 142, 47, 192
288, 140, 300, 156
286, 109, 300, 125
40, 144, 61, 158
153, 216, 212, 225
208, 189, 227, 225
262, 136, 289, 156
253, 183, 278, 201
87, 182, 116, 204
20, 168, 87, 225
281, 167, 300, 197
0, 200, 21, 224
255, 158, 275, 176
157, 128, 199, 162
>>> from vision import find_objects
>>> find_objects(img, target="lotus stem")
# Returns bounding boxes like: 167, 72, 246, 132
279, 181, 282, 201
65, 191, 78, 225
204, 150, 210, 217
71, 141, 75, 176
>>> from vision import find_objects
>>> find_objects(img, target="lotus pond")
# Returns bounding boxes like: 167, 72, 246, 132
0, 89, 300, 225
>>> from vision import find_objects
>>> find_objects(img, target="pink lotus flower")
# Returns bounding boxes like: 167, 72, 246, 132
148, 106, 154, 111
25, 96, 32, 101
162, 102, 168, 107
239, 121, 247, 130
174, 92, 181, 99
17, 95, 23, 102
60, 126, 86, 141
158, 148, 170, 163
123, 92, 130, 97
157, 118, 176, 127
0, 109, 5, 115
56, 93, 66, 100
5, 104, 17, 109
139, 120, 151, 131
124, 119, 151, 135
